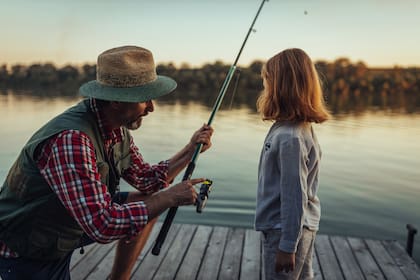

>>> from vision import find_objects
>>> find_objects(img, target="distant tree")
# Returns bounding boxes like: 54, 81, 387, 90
82, 64, 96, 82
27, 63, 58, 86
248, 60, 263, 74
10, 64, 28, 85
0, 64, 8, 84
0, 58, 419, 114
58, 65, 79, 83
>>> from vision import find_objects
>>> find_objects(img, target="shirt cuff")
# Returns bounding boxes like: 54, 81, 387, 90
128, 201, 149, 238
279, 239, 298, 253
158, 160, 171, 188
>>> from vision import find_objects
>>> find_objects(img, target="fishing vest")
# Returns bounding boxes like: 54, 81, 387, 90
0, 99, 132, 260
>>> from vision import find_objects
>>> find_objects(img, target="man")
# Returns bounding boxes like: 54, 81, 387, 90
0, 46, 213, 279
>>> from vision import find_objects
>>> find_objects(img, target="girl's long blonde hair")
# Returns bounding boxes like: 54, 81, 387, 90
257, 48, 330, 123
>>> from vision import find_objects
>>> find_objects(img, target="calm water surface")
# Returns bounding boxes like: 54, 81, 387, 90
1, 92, 419, 263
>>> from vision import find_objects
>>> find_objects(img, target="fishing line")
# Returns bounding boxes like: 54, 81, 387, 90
152, 0, 268, 256
228, 69, 241, 110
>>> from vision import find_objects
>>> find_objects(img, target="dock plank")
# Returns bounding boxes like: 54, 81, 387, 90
330, 236, 364, 280
196, 226, 229, 280
175, 225, 213, 280
347, 237, 385, 280
153, 224, 197, 280
82, 222, 162, 280
86, 243, 116, 280
312, 250, 323, 280
315, 235, 344, 280
131, 223, 181, 280
219, 228, 245, 280
382, 240, 420, 280
132, 221, 163, 271
68, 225, 420, 280
365, 239, 407, 280
71, 242, 114, 280
70, 243, 98, 270
240, 229, 261, 280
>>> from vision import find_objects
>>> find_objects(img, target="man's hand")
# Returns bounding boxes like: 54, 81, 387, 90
190, 124, 213, 153
275, 250, 296, 273
144, 178, 204, 219
164, 178, 202, 206
166, 125, 213, 182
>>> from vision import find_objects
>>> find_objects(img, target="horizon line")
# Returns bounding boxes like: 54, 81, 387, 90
1, 58, 419, 69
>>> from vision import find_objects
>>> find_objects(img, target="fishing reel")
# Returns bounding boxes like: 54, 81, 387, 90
196, 179, 213, 213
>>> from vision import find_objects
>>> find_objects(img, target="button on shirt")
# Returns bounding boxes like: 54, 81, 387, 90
0, 98, 169, 258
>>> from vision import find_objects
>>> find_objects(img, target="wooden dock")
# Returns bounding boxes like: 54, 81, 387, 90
70, 222, 420, 280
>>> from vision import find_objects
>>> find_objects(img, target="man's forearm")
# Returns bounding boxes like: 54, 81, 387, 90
142, 179, 200, 219
143, 191, 174, 220
166, 143, 195, 181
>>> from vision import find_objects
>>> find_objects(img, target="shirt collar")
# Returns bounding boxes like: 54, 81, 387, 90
89, 98, 123, 144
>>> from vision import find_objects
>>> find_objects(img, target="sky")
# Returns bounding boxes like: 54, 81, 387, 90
1, 0, 420, 68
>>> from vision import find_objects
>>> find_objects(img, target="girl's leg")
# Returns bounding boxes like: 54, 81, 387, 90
299, 230, 316, 280
262, 228, 316, 280
262, 230, 290, 280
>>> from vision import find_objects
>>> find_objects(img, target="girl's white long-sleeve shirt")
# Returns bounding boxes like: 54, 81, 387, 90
254, 121, 322, 253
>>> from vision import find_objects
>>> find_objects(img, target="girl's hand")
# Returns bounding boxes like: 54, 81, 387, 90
275, 249, 296, 273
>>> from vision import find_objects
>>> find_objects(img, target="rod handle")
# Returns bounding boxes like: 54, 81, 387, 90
151, 162, 196, 255
151, 206, 178, 255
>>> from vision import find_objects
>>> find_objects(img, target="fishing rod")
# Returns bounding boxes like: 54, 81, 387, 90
151, 0, 268, 256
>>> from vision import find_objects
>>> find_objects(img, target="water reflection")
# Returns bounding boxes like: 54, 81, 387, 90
2, 87, 420, 115
157, 88, 420, 116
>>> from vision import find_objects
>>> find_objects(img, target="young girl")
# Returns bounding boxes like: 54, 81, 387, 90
254, 48, 330, 279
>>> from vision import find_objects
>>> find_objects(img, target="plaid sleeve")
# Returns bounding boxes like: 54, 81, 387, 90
122, 136, 169, 192
37, 130, 149, 243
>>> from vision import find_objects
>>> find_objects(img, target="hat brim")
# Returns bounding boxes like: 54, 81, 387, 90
79, 75, 177, 102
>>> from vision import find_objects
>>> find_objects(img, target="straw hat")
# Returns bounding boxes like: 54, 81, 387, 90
79, 46, 177, 102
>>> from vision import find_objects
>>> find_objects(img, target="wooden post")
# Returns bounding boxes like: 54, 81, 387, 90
406, 224, 417, 257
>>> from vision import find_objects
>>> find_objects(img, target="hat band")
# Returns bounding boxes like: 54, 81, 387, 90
98, 72, 157, 88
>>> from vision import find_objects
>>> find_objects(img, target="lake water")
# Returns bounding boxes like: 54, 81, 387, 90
1, 90, 419, 263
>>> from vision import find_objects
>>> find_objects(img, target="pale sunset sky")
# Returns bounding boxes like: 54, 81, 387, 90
1, 0, 419, 68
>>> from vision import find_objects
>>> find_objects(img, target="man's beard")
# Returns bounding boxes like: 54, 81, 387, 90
125, 116, 142, 130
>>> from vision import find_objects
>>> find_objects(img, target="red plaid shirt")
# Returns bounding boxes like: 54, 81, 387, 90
0, 99, 169, 258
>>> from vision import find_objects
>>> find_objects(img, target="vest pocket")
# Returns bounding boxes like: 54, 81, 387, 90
57, 237, 80, 252
27, 230, 57, 259
27, 226, 82, 260
30, 230, 50, 248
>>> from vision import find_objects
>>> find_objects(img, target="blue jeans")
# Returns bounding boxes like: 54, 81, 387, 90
0, 192, 129, 280
262, 228, 316, 280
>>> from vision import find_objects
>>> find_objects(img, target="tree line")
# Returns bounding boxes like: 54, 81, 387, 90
1, 58, 419, 114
